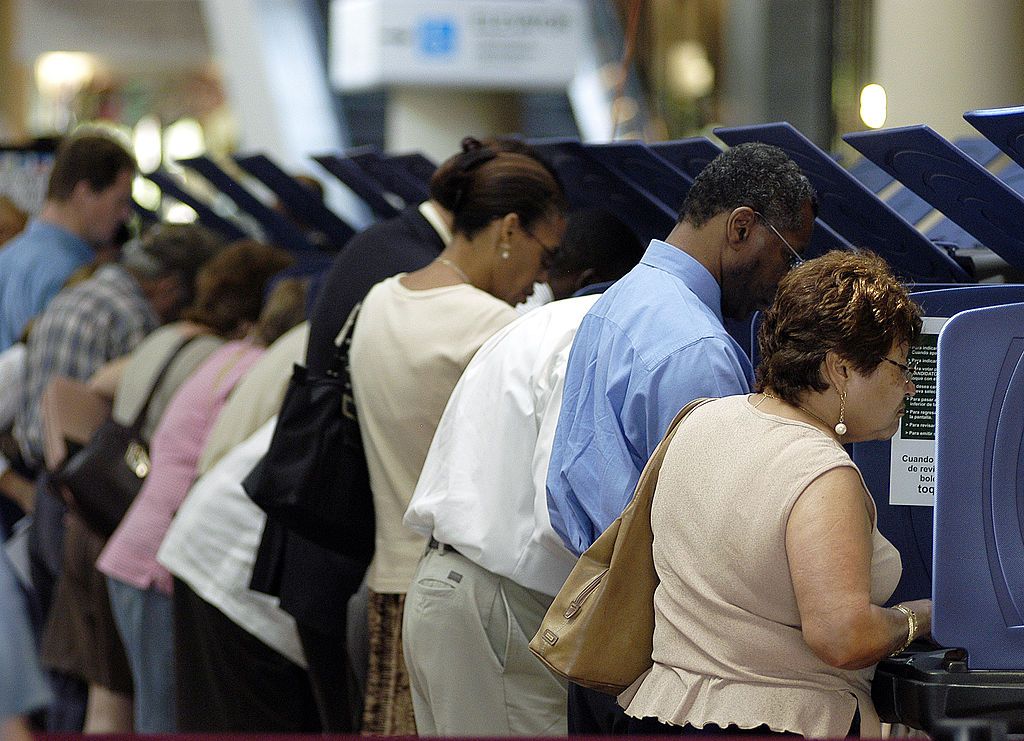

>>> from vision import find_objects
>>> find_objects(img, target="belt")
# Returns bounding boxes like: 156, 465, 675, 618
427, 537, 459, 555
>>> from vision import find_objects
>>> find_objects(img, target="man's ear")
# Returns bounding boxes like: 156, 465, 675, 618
726, 206, 757, 248
69, 179, 93, 204
573, 267, 596, 293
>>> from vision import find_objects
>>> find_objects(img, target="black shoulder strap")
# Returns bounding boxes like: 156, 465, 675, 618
128, 332, 208, 430
328, 302, 362, 379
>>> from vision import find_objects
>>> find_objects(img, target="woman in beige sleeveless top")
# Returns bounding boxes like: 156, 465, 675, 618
620, 251, 933, 738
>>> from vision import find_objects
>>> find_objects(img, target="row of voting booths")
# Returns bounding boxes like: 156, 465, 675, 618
144, 105, 1024, 734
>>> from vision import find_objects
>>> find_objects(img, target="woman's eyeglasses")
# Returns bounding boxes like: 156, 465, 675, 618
881, 356, 916, 383
521, 226, 559, 270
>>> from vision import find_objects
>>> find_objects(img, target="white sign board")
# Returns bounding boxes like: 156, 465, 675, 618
330, 0, 585, 91
888, 316, 949, 506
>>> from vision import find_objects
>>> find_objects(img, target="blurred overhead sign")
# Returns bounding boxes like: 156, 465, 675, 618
330, 0, 585, 91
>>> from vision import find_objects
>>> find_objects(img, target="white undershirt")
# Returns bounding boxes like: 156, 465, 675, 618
404, 295, 598, 597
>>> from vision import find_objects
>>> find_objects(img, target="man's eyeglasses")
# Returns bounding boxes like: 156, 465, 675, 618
881, 356, 916, 383
753, 211, 805, 269
521, 225, 559, 270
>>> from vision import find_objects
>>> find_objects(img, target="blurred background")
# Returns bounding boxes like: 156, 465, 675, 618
1, 0, 1022, 225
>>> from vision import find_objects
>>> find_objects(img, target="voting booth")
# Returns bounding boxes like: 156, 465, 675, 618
871, 300, 1024, 733
138, 104, 1024, 731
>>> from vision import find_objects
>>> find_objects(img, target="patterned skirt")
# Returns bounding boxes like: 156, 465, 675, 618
361, 590, 416, 736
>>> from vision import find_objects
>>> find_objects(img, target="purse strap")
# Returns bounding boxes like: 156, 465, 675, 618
635, 397, 715, 499
127, 332, 208, 431
329, 302, 362, 379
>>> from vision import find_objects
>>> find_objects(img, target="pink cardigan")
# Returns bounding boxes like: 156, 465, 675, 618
97, 340, 264, 595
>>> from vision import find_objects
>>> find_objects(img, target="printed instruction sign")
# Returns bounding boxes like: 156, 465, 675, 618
888, 316, 948, 506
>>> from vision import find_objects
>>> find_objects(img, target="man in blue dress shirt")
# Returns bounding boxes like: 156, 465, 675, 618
545, 142, 817, 734
0, 133, 135, 351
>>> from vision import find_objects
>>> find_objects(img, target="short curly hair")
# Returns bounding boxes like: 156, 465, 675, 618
755, 250, 922, 404
680, 142, 816, 232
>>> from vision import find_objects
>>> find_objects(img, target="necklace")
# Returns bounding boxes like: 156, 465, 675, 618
435, 257, 471, 284
762, 392, 835, 434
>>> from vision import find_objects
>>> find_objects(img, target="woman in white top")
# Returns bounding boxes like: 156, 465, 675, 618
620, 250, 933, 737
350, 137, 567, 735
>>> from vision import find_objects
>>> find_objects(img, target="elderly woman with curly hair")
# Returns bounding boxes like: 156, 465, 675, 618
619, 250, 932, 738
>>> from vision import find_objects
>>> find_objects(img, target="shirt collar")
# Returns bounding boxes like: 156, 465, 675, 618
641, 239, 724, 323
27, 219, 93, 262
418, 201, 453, 246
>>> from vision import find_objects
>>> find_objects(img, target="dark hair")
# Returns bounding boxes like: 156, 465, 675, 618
181, 239, 294, 336
550, 208, 644, 283
429, 137, 566, 237
756, 250, 922, 404
428, 136, 561, 209
46, 133, 136, 201
680, 142, 816, 232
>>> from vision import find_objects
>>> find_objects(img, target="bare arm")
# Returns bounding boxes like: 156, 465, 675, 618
1, 716, 35, 741
87, 355, 131, 399
0, 470, 34, 513
787, 466, 931, 670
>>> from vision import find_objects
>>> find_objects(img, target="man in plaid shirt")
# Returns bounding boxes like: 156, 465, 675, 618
13, 224, 220, 730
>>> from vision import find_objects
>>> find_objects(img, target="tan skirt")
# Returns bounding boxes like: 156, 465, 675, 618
40, 513, 133, 695
361, 590, 416, 736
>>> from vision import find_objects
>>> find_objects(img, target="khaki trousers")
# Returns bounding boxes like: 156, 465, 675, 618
402, 546, 567, 736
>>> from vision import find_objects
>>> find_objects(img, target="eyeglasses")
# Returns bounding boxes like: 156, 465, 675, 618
881, 356, 916, 383
753, 211, 805, 269
521, 225, 559, 271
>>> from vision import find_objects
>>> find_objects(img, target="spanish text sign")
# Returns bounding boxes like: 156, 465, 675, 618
889, 317, 948, 506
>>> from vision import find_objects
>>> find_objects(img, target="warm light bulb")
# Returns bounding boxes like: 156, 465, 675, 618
860, 83, 887, 129
133, 115, 163, 174
164, 202, 198, 224
164, 118, 206, 161
35, 52, 95, 94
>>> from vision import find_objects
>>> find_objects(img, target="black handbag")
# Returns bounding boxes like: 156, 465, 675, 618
243, 304, 375, 564
53, 333, 203, 538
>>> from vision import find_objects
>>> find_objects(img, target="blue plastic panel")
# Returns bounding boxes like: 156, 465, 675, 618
843, 125, 1024, 272
146, 170, 248, 241
179, 156, 316, 253
926, 161, 1024, 247
348, 146, 431, 205
847, 156, 895, 193
313, 154, 401, 220
934, 301, 1024, 669
530, 139, 676, 246
583, 141, 693, 213
964, 105, 1024, 171
951, 136, 1003, 168
234, 153, 355, 249
851, 286, 1024, 606
715, 122, 969, 284
649, 137, 723, 180
387, 152, 436, 189
885, 186, 934, 225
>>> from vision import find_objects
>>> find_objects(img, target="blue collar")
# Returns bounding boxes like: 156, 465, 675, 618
26, 219, 93, 262
640, 239, 724, 324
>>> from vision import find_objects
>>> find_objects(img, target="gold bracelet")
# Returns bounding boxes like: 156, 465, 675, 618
890, 604, 917, 656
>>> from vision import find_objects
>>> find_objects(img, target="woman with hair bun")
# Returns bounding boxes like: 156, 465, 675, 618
350, 137, 567, 735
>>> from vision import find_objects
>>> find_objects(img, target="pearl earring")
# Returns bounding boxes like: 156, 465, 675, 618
834, 390, 847, 436
500, 242, 511, 260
